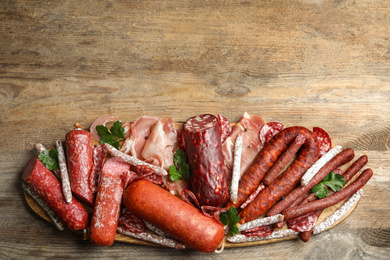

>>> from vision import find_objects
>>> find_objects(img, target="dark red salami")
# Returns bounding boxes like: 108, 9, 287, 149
313, 127, 332, 157
259, 122, 285, 144
286, 211, 319, 232
22, 157, 89, 231
183, 114, 229, 207
119, 209, 147, 233
66, 129, 94, 206
241, 225, 274, 237
217, 114, 232, 143
89, 144, 107, 194
89, 157, 131, 246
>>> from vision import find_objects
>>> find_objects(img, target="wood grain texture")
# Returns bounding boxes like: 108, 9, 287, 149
0, 0, 389, 258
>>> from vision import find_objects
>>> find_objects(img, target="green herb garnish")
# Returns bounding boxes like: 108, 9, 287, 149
312, 171, 346, 199
219, 207, 240, 236
169, 149, 190, 181
96, 121, 125, 149
38, 149, 59, 171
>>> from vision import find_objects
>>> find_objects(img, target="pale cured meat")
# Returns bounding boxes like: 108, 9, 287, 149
222, 112, 265, 181
22, 158, 89, 231
183, 114, 229, 207
89, 157, 131, 246
141, 117, 178, 171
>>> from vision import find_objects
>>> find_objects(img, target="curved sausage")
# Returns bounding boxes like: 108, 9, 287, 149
283, 168, 373, 220
267, 148, 355, 217
183, 114, 229, 207
89, 157, 131, 246
234, 126, 319, 223
22, 157, 89, 230
123, 179, 225, 253
66, 129, 94, 206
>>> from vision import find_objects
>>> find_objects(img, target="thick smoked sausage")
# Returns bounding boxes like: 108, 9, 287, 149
183, 114, 229, 207
235, 127, 320, 223
123, 179, 225, 253
23, 157, 88, 230
66, 129, 95, 206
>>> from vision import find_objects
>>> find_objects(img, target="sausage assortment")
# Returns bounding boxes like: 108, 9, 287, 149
22, 113, 373, 252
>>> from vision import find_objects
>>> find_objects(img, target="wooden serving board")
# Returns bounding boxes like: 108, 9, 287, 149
23, 120, 362, 249
24, 183, 361, 249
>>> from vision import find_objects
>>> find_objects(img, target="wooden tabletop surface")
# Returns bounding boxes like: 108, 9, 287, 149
1, 0, 389, 259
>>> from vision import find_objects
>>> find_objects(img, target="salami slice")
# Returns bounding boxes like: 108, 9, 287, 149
313, 127, 332, 157
183, 114, 229, 207
181, 189, 201, 209
217, 114, 232, 143
119, 209, 147, 233
259, 122, 285, 144
241, 225, 274, 237
89, 144, 107, 194
286, 211, 319, 232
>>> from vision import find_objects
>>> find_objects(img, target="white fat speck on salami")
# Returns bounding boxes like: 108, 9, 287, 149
313, 189, 363, 235
301, 145, 342, 186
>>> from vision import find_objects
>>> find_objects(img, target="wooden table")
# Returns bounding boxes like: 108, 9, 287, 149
1, 0, 389, 258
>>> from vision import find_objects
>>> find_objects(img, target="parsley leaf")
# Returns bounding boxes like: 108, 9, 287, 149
38, 149, 59, 171
312, 171, 346, 199
96, 121, 125, 149
169, 149, 191, 181
219, 207, 240, 236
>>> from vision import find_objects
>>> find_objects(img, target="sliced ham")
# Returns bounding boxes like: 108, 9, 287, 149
222, 112, 265, 181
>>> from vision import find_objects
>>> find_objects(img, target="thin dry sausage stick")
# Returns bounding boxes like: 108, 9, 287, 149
238, 214, 284, 232
104, 143, 167, 176
283, 168, 373, 220
263, 134, 306, 186
22, 182, 65, 231
227, 229, 298, 243
55, 140, 72, 203
231, 126, 319, 223
267, 148, 354, 217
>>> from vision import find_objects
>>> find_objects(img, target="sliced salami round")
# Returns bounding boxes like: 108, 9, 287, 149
181, 189, 201, 209
217, 114, 232, 143
241, 224, 274, 237
133, 165, 163, 184
119, 210, 147, 233
286, 211, 319, 232
259, 122, 285, 144
313, 127, 332, 157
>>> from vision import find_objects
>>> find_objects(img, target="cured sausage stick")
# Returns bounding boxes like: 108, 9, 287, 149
238, 214, 284, 232
22, 182, 65, 231
312, 189, 363, 235
234, 127, 320, 223
230, 134, 243, 204
283, 168, 373, 220
34, 143, 60, 179
117, 226, 186, 249
227, 229, 298, 243
55, 140, 72, 203
263, 134, 306, 186
267, 148, 354, 217
104, 143, 167, 176
22, 157, 89, 230
301, 145, 342, 186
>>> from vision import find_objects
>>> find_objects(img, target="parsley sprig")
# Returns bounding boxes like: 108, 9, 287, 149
38, 149, 59, 171
219, 207, 240, 236
312, 171, 346, 199
169, 149, 190, 181
96, 121, 125, 149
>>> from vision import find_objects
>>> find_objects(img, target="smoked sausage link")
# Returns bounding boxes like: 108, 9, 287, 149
237, 126, 320, 223
123, 179, 225, 253
183, 114, 229, 207
66, 129, 95, 206
89, 157, 131, 246
23, 157, 89, 230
